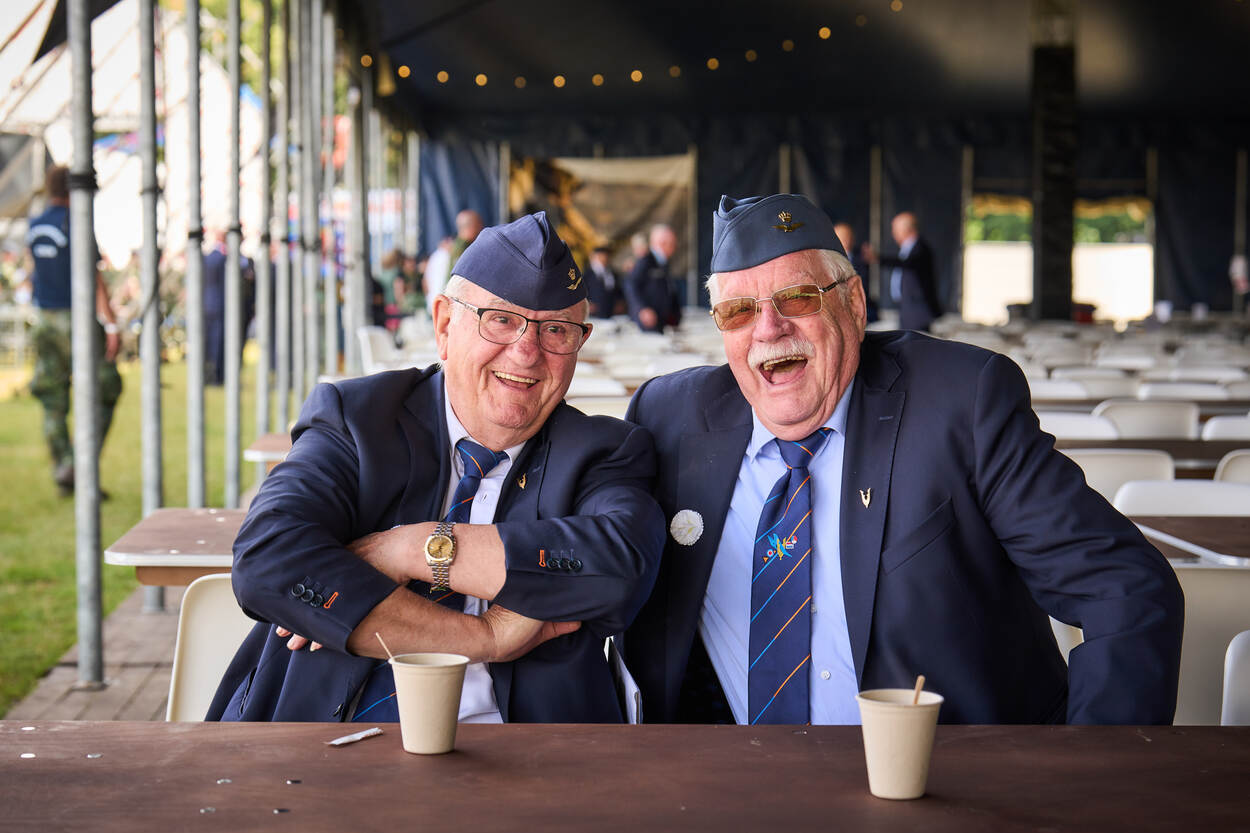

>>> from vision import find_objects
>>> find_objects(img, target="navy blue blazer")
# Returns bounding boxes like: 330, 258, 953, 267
208, 365, 665, 723
624, 331, 1183, 725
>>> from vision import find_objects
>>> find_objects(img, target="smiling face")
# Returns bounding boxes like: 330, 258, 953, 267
434, 279, 589, 451
714, 249, 866, 441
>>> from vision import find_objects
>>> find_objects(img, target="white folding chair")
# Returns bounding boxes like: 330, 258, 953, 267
1028, 378, 1089, 400
1214, 450, 1250, 483
1112, 480, 1250, 516
1093, 399, 1199, 439
167, 574, 256, 721
1224, 380, 1250, 397
1202, 416, 1250, 440
1060, 449, 1174, 502
1036, 411, 1119, 440
1142, 366, 1248, 383
1173, 568, 1250, 724
357, 325, 404, 374
1222, 630, 1250, 725
1075, 377, 1139, 399
1052, 366, 1128, 380
1137, 382, 1229, 401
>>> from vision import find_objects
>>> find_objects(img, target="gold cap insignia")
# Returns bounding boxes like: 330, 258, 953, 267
566, 268, 582, 290
772, 210, 805, 233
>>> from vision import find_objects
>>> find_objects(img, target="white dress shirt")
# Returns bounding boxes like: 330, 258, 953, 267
699, 381, 861, 724
442, 391, 526, 723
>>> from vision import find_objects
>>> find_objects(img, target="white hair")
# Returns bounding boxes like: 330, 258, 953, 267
705, 249, 858, 304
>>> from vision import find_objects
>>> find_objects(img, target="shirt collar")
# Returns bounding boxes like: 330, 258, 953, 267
651, 246, 668, 265
443, 381, 522, 473
898, 234, 918, 257
745, 378, 855, 462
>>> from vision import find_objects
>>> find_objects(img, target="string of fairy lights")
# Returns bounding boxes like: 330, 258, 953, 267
356, 4, 905, 92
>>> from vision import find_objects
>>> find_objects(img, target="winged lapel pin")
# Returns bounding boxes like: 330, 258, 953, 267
859, 488, 871, 508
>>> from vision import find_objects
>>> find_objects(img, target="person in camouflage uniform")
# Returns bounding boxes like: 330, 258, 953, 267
26, 165, 123, 496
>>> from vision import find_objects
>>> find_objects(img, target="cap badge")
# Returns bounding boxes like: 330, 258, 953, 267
566, 268, 582, 291
772, 210, 805, 233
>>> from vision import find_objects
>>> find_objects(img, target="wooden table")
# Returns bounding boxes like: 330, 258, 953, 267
103, 507, 243, 586
1055, 437, 1248, 477
243, 432, 292, 474
1133, 515, 1250, 565
3, 722, 1248, 832
1034, 398, 1250, 418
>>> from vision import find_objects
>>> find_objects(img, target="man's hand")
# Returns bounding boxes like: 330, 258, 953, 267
638, 307, 658, 329
276, 626, 321, 652
348, 525, 426, 584
480, 605, 580, 663
104, 330, 120, 362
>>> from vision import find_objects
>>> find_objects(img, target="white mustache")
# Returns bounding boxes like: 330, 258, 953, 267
748, 336, 814, 369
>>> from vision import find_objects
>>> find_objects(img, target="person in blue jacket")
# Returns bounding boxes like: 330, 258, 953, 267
210, 211, 664, 723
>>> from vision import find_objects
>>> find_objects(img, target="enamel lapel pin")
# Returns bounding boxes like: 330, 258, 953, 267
859, 488, 872, 508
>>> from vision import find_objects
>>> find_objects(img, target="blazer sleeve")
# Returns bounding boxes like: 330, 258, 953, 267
231, 382, 399, 653
971, 352, 1184, 724
493, 420, 666, 638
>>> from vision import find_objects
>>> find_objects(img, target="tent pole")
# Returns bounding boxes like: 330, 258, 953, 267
275, 0, 292, 429
255, 0, 274, 473
186, 0, 205, 508
68, 0, 103, 688
223, 0, 242, 509
321, 2, 337, 377
139, 0, 166, 612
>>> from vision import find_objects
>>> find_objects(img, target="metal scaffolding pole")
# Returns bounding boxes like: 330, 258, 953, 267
321, 3, 337, 377
289, 0, 304, 404
139, 0, 165, 613
408, 131, 420, 258
345, 79, 365, 376
255, 0, 274, 470
223, 0, 242, 509
275, 0, 292, 429
361, 67, 373, 281
301, 0, 320, 393
68, 0, 103, 688
185, 0, 205, 508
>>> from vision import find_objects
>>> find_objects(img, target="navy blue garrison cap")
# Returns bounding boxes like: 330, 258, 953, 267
451, 211, 585, 310
710, 194, 846, 273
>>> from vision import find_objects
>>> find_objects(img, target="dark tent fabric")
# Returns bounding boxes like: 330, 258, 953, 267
418, 136, 499, 257
1156, 136, 1239, 311
880, 120, 964, 316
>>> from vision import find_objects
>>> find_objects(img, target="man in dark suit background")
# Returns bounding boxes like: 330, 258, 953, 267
210, 211, 664, 724
624, 193, 1182, 726
866, 211, 942, 332
625, 223, 682, 332
584, 245, 623, 318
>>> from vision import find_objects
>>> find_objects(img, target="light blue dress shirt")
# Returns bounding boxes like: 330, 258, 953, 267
699, 381, 861, 724
889, 235, 916, 303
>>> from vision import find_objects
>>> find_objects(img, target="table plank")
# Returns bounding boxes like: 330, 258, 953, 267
3, 722, 1248, 833
104, 508, 244, 585
1132, 515, 1250, 562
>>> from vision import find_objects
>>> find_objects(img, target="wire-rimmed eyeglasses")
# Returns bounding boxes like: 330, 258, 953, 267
448, 296, 590, 354
709, 278, 849, 331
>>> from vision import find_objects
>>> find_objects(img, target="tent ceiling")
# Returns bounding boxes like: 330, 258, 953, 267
356, 0, 1250, 126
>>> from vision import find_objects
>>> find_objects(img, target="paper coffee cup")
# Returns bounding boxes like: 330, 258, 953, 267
856, 688, 944, 800
389, 653, 469, 754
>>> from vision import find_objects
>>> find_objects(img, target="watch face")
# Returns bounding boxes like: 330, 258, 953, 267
426, 534, 454, 563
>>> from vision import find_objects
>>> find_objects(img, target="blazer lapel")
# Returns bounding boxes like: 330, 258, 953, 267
396, 370, 451, 525
839, 340, 904, 683
664, 384, 752, 697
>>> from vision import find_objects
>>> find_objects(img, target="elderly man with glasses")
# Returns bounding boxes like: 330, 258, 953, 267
210, 211, 664, 724
623, 193, 1183, 726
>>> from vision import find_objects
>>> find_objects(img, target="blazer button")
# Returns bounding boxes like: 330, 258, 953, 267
301, 588, 315, 603
311, 594, 325, 607
570, 559, 583, 571
291, 583, 306, 597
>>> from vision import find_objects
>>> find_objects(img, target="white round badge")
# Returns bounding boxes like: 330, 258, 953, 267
670, 509, 704, 546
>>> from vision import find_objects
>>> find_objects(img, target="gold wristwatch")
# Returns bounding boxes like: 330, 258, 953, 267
424, 520, 457, 592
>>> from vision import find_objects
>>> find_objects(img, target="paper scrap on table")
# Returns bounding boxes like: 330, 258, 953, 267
326, 727, 383, 746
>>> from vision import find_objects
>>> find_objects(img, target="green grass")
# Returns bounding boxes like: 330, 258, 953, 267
0, 357, 270, 717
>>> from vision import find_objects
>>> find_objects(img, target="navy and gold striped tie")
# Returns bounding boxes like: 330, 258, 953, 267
748, 428, 831, 725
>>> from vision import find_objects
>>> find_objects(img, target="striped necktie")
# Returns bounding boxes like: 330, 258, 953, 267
351, 437, 507, 722
748, 427, 831, 725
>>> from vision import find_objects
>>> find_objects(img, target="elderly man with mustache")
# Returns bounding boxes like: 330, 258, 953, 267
622, 193, 1183, 726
